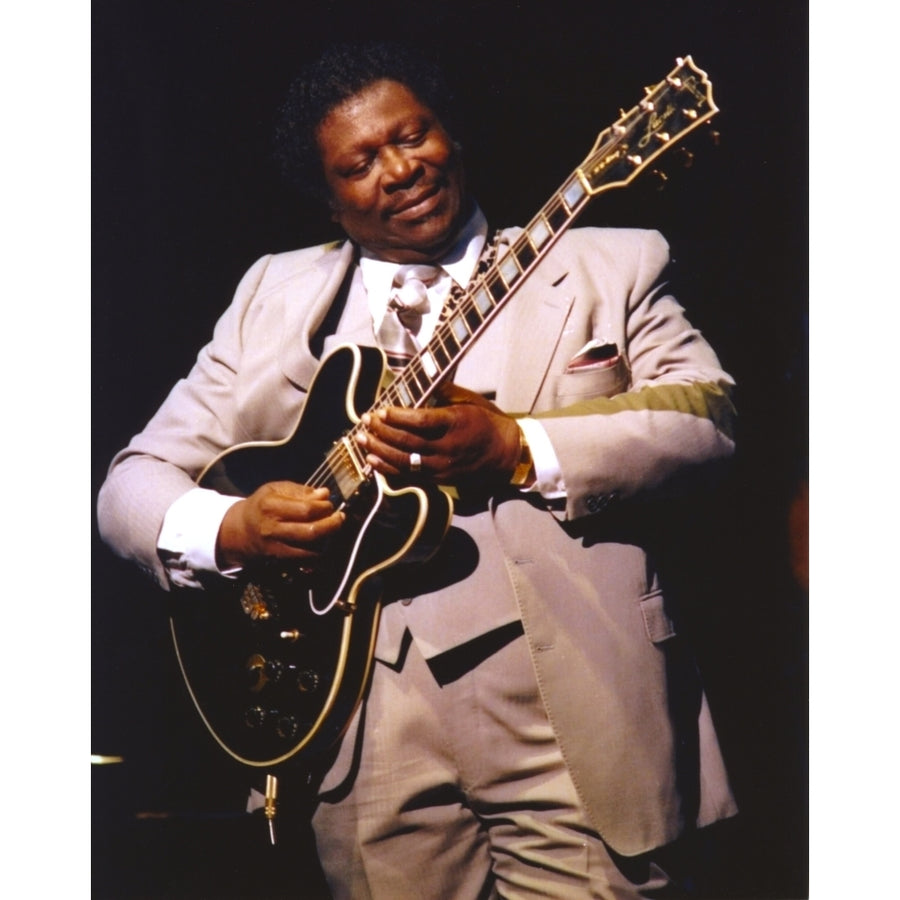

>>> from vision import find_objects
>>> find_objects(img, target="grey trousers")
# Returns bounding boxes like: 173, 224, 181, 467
311, 626, 677, 899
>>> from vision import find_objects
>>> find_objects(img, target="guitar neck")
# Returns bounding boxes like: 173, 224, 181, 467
376, 53, 717, 413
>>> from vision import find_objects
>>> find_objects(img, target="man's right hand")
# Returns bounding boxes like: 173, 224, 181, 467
215, 482, 345, 569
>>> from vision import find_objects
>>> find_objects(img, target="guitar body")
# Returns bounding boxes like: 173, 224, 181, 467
170, 343, 453, 767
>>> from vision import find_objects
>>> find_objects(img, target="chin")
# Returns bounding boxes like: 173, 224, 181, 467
411, 206, 464, 252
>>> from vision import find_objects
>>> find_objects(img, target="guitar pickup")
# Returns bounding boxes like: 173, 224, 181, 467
330, 436, 368, 500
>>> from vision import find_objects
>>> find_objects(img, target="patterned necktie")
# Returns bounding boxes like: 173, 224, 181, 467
377, 264, 444, 370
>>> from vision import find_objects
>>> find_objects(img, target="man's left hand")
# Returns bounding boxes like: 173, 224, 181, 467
358, 384, 521, 486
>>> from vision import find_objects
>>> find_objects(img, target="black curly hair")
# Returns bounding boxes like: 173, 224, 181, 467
273, 41, 459, 204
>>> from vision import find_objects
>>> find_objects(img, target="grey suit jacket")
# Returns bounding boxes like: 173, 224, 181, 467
97, 226, 738, 855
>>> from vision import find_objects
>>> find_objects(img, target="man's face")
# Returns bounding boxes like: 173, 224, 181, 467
316, 79, 468, 264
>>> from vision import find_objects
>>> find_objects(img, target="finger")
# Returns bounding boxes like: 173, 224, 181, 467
261, 490, 337, 522
357, 427, 422, 474
360, 436, 430, 478
267, 483, 333, 505
362, 443, 408, 477
269, 509, 345, 548
365, 407, 447, 441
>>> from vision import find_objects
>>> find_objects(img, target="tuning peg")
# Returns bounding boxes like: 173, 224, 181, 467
677, 147, 695, 168
708, 129, 721, 147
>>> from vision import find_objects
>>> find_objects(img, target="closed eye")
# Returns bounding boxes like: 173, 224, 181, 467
342, 157, 375, 178
398, 130, 427, 147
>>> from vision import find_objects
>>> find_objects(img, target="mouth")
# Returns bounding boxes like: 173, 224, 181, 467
388, 184, 443, 221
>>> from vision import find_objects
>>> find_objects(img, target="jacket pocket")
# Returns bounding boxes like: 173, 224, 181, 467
639, 590, 677, 644
554, 354, 630, 404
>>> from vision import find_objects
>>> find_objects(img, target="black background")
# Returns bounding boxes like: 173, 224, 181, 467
92, 2, 808, 897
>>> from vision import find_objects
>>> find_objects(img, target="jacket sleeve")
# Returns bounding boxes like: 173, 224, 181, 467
96, 254, 274, 587
533, 229, 736, 521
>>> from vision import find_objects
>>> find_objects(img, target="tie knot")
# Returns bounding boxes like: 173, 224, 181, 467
390, 264, 443, 313
394, 264, 442, 287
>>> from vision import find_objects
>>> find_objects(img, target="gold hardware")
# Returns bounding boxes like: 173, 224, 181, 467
265, 774, 278, 846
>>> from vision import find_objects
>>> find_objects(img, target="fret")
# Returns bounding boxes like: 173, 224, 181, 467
440, 323, 462, 356
392, 378, 415, 408
472, 284, 494, 316
403, 365, 429, 401
419, 348, 439, 379
428, 333, 452, 370
498, 252, 521, 287
545, 200, 569, 232
486, 274, 506, 302
449, 312, 471, 345
527, 216, 551, 250
514, 238, 537, 270
463, 300, 483, 332
561, 175, 588, 211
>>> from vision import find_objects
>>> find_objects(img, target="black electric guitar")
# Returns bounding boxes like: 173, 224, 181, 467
170, 56, 719, 768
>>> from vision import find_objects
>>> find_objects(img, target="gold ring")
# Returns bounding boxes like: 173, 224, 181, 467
409, 452, 422, 473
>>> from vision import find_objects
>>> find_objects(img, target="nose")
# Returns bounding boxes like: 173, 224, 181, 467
381, 146, 421, 191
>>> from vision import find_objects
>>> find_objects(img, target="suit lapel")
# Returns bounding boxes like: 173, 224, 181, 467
321, 265, 378, 355
495, 239, 573, 413
279, 241, 356, 388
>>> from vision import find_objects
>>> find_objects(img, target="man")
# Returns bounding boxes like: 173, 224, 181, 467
97, 41, 738, 899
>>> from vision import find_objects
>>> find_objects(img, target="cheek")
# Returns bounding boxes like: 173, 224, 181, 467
428, 141, 455, 171
331, 182, 377, 217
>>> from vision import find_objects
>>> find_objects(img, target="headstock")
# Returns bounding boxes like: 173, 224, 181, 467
579, 55, 719, 196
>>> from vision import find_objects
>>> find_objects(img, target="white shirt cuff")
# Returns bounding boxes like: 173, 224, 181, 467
517, 417, 566, 499
157, 487, 243, 587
